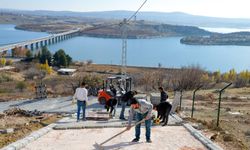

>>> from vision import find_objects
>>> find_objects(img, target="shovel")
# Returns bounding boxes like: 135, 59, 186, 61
94, 118, 146, 150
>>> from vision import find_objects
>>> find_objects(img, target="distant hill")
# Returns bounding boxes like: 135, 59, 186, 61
1, 9, 250, 28
180, 32, 250, 46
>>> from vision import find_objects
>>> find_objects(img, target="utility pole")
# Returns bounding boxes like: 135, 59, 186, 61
121, 18, 128, 75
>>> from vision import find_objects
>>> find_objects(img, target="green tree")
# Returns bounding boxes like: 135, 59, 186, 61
26, 50, 33, 59
53, 49, 72, 67
39, 46, 52, 65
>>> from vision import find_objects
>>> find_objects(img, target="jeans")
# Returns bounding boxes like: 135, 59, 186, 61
135, 112, 151, 140
119, 101, 127, 119
77, 100, 86, 120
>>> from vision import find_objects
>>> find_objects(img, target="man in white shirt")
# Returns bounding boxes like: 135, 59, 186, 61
73, 82, 88, 121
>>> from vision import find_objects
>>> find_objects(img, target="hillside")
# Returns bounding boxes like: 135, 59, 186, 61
180, 32, 250, 46
0, 12, 212, 38
2, 9, 250, 28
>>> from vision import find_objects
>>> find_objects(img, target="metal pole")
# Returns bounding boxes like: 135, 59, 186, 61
191, 90, 196, 118
217, 92, 222, 127
179, 90, 183, 111
191, 85, 202, 118
216, 83, 232, 127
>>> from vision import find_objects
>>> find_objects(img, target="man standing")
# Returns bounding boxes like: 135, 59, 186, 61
73, 82, 88, 121
126, 98, 153, 143
119, 90, 137, 120
159, 87, 168, 103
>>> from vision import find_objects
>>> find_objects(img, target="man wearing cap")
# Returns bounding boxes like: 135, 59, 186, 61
126, 98, 153, 143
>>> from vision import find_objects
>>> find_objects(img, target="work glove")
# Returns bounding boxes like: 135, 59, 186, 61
126, 125, 132, 130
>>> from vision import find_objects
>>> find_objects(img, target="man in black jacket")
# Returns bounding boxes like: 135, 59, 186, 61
119, 90, 137, 120
158, 87, 168, 103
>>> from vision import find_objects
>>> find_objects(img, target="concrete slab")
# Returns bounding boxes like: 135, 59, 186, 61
53, 113, 181, 130
21, 126, 207, 150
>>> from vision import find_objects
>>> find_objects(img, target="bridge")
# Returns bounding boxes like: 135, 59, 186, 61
0, 29, 80, 54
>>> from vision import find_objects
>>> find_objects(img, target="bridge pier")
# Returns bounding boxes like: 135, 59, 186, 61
45, 40, 48, 46
24, 45, 29, 49
48, 39, 51, 45
31, 43, 34, 51
40, 41, 43, 47
36, 42, 39, 49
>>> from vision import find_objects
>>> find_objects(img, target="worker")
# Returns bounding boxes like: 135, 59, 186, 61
73, 82, 88, 122
119, 90, 137, 120
158, 87, 168, 102
126, 98, 153, 143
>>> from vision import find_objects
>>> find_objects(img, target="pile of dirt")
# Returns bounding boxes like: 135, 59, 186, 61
3, 108, 43, 117
0, 114, 61, 148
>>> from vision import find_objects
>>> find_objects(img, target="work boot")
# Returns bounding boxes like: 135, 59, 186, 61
146, 139, 152, 143
119, 117, 127, 121
132, 138, 139, 142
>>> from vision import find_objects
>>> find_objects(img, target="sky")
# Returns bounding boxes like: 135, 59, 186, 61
1, 0, 250, 19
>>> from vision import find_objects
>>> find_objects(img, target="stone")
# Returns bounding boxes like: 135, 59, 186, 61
6, 128, 14, 133
210, 133, 218, 141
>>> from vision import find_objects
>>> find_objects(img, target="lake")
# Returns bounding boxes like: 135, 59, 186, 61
1, 24, 250, 73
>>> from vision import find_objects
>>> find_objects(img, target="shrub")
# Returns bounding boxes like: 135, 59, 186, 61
16, 81, 26, 92
0, 57, 6, 66
0, 73, 13, 83
5, 59, 13, 65
25, 68, 42, 80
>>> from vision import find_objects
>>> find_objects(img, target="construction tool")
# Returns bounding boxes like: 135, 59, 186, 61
94, 119, 146, 150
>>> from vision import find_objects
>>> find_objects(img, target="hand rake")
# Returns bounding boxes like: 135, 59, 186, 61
94, 119, 146, 150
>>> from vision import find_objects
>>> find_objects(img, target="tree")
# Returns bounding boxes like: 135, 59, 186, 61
213, 70, 221, 83
228, 69, 237, 82
26, 50, 33, 59
53, 49, 72, 67
40, 60, 52, 74
39, 46, 52, 65
0, 57, 6, 67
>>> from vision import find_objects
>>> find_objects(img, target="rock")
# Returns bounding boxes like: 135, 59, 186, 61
0, 113, 5, 119
225, 108, 231, 112
6, 128, 14, 133
245, 130, 250, 137
0, 128, 14, 134
223, 134, 234, 142
210, 133, 218, 141
244, 120, 250, 124
192, 123, 204, 130
30, 120, 40, 123
238, 97, 247, 100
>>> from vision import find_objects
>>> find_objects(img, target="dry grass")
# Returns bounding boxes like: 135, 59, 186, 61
0, 114, 61, 148
180, 88, 250, 150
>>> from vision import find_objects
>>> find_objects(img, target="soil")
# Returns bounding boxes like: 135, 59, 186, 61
0, 113, 61, 148
180, 88, 250, 150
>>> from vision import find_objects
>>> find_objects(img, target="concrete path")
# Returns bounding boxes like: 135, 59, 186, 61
21, 126, 207, 150
1, 97, 223, 150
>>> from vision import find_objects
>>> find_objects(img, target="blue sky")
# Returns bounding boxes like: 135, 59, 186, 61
1, 0, 250, 18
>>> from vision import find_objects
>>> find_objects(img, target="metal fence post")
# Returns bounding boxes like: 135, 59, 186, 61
179, 90, 183, 111
217, 83, 232, 127
191, 85, 203, 118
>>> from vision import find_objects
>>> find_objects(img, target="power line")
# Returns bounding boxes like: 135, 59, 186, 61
127, 0, 148, 22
